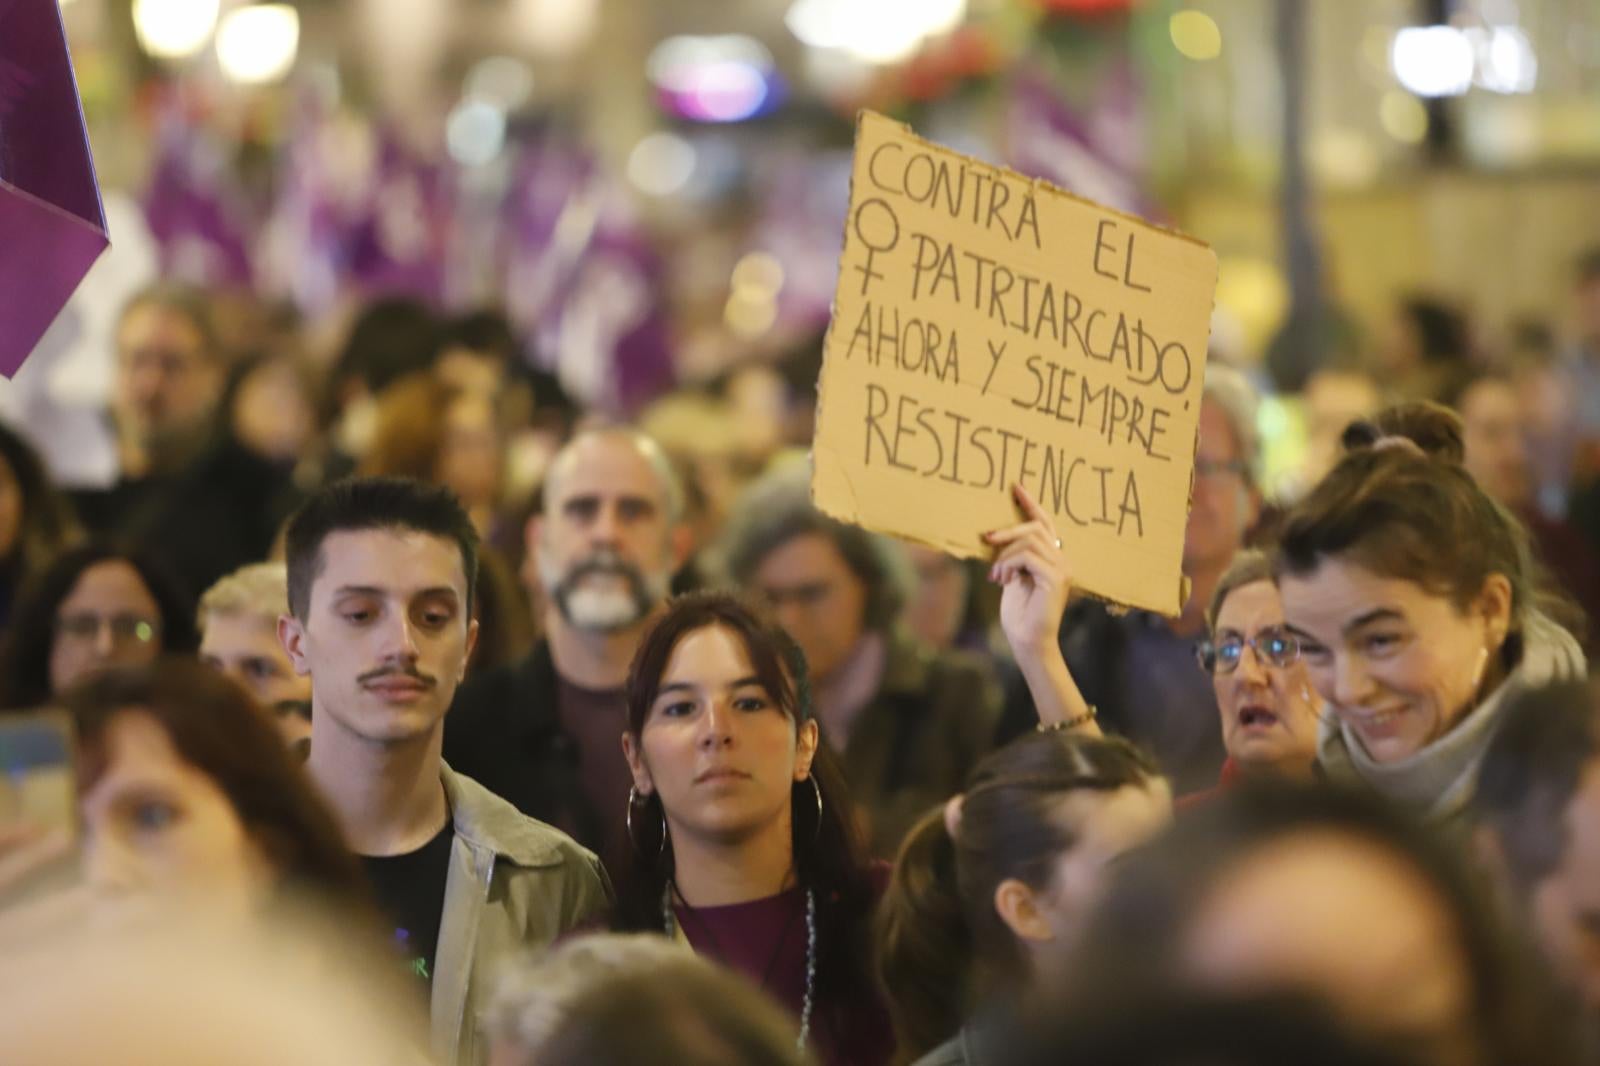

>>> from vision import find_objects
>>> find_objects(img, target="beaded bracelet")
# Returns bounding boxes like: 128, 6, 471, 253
1037, 706, 1098, 732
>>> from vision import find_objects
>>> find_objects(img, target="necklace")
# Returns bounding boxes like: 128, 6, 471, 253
663, 881, 817, 1050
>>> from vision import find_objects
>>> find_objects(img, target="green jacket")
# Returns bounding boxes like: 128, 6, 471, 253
839, 630, 1003, 857
434, 764, 612, 1066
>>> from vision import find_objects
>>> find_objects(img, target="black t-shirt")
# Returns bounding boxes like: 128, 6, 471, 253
362, 820, 453, 988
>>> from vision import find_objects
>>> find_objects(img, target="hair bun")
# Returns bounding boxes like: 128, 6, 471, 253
1340, 401, 1465, 465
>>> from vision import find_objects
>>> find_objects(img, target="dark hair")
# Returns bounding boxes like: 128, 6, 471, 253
326, 297, 441, 417
530, 957, 809, 1066
1073, 782, 1564, 1066
0, 421, 79, 576
1397, 296, 1469, 367
440, 309, 519, 365
63, 658, 369, 909
616, 591, 880, 1049
1575, 246, 1600, 285
0, 542, 199, 709
1474, 680, 1600, 896
1281, 403, 1536, 640
283, 477, 480, 619
719, 469, 910, 632
877, 731, 1162, 1060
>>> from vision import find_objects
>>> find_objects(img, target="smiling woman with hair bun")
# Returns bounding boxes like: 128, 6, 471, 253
1276, 401, 1585, 835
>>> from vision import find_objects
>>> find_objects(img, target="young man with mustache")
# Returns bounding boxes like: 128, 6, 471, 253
445, 428, 690, 876
280, 477, 609, 1066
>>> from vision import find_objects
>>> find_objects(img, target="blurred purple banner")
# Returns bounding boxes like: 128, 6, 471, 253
0, 0, 108, 377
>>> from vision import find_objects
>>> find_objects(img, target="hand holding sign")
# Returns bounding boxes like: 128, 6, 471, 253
989, 482, 1071, 660
811, 111, 1217, 616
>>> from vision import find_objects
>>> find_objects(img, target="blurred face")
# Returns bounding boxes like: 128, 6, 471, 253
1303, 370, 1381, 482
280, 530, 477, 746
1530, 759, 1600, 1015
114, 303, 221, 446
81, 710, 272, 920
1458, 379, 1531, 507
232, 359, 315, 464
50, 561, 164, 696
1281, 559, 1509, 764
624, 625, 818, 849
437, 394, 502, 512
1209, 581, 1323, 778
904, 545, 969, 650
0, 451, 22, 560
1184, 399, 1256, 577
435, 347, 504, 399
201, 611, 313, 747
754, 533, 869, 684
1034, 782, 1172, 951
1180, 831, 1476, 1066
535, 435, 677, 633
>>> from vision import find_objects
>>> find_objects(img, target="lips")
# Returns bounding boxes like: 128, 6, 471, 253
1236, 704, 1280, 730
364, 678, 431, 698
694, 767, 752, 785
1347, 707, 1407, 734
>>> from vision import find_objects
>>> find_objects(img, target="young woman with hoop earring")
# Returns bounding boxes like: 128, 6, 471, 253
616, 590, 894, 1066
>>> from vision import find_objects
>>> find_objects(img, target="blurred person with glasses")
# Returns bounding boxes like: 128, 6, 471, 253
1182, 549, 1324, 809
0, 543, 198, 710
1056, 366, 1265, 795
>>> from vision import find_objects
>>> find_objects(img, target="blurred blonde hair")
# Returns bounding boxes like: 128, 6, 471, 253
197, 562, 291, 631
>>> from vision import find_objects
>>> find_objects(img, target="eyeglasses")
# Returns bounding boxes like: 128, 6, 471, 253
55, 613, 162, 647
1195, 628, 1300, 675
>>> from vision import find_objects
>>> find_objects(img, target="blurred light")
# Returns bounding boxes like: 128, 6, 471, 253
467, 56, 535, 110
1391, 26, 1473, 97
132, 0, 219, 59
1169, 10, 1222, 61
446, 99, 506, 167
1310, 129, 1380, 186
725, 290, 778, 339
1379, 90, 1429, 143
215, 4, 299, 84
649, 35, 779, 124
627, 133, 696, 197
787, 0, 966, 65
732, 252, 785, 297
514, 0, 598, 55
1473, 26, 1537, 93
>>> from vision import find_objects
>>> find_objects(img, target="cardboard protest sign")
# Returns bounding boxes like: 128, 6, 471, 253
811, 111, 1217, 616
0, 0, 109, 378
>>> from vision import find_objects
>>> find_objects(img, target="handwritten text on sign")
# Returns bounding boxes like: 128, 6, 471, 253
811, 112, 1217, 616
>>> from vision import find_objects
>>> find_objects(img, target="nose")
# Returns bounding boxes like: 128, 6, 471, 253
697, 698, 735, 750
1331, 652, 1374, 708
590, 502, 622, 546
81, 828, 138, 896
1234, 642, 1269, 686
92, 621, 117, 659
381, 613, 421, 664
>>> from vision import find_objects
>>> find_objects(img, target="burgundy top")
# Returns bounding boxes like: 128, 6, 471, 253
671, 876, 895, 1066
1176, 756, 1245, 813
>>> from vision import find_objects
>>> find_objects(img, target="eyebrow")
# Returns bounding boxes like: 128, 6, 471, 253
1343, 607, 1405, 634
655, 676, 766, 698
331, 585, 461, 601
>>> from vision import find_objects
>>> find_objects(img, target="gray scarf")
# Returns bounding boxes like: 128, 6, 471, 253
1317, 610, 1585, 830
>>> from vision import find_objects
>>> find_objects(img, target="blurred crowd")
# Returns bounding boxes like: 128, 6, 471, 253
1, 245, 1600, 1066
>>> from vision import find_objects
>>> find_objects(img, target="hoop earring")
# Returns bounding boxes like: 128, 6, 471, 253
626, 785, 666, 860
808, 774, 822, 842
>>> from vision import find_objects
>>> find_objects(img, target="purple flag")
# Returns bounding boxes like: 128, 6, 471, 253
0, 0, 109, 377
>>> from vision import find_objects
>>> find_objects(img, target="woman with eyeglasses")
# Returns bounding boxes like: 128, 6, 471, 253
1185, 550, 1324, 807
0, 543, 199, 711
1275, 403, 1585, 836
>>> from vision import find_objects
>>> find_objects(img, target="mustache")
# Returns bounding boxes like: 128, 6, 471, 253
357, 666, 437, 688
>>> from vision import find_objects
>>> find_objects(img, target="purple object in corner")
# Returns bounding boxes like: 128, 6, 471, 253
0, 0, 109, 378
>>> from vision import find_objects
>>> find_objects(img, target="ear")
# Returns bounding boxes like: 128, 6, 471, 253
793, 719, 820, 782
621, 731, 654, 795
1475, 573, 1515, 649
993, 877, 1055, 944
277, 614, 311, 677
670, 522, 695, 570
459, 618, 480, 684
